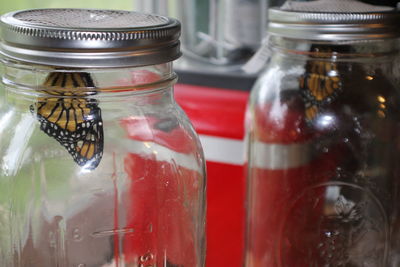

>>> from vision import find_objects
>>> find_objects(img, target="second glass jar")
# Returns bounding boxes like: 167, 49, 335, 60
245, 6, 400, 267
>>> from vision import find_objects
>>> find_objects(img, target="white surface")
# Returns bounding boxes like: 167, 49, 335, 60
199, 134, 244, 166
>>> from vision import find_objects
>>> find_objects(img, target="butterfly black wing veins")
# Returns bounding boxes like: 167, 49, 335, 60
299, 53, 342, 123
31, 72, 104, 169
59, 103, 103, 169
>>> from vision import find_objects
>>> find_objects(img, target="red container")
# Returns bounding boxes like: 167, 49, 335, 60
175, 83, 249, 267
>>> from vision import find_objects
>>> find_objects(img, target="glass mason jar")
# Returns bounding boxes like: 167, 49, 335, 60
245, 4, 400, 267
0, 9, 206, 267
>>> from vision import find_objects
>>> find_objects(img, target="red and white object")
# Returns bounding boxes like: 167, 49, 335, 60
175, 83, 249, 267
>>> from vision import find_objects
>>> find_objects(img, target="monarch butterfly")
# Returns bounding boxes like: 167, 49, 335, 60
299, 51, 342, 122
30, 71, 104, 169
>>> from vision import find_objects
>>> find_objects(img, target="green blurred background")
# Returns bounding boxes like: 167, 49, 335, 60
0, 0, 135, 15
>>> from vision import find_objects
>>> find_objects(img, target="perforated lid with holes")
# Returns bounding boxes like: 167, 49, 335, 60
268, 0, 400, 41
0, 9, 181, 67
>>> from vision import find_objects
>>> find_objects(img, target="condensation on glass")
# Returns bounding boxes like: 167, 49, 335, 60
244, 1, 400, 266
0, 9, 206, 267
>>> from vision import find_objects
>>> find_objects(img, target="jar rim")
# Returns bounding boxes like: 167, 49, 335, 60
0, 8, 181, 68
268, 8, 400, 41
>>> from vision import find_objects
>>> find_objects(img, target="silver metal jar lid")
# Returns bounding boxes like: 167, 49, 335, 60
0, 9, 181, 68
268, 0, 400, 41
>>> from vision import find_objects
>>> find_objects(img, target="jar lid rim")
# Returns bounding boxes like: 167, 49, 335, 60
0, 8, 181, 67
268, 8, 400, 41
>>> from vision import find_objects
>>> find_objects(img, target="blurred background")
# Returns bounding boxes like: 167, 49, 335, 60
0, 0, 132, 14
1, 0, 400, 267
2, 0, 399, 14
